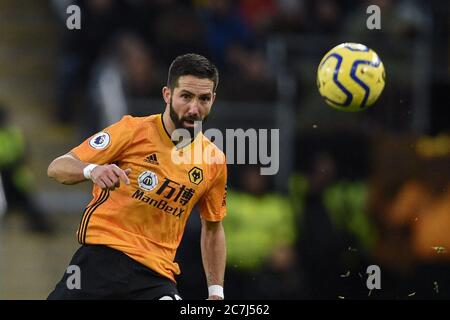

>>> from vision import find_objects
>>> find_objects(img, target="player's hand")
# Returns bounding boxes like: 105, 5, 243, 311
90, 164, 131, 191
207, 295, 223, 300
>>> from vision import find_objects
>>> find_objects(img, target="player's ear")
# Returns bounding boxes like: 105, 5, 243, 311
211, 92, 217, 104
162, 86, 171, 104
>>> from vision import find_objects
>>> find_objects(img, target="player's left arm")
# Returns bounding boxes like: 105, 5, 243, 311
201, 218, 226, 300
199, 158, 227, 300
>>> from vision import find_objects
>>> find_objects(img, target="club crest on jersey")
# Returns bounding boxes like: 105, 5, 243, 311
188, 167, 203, 185
138, 171, 158, 191
89, 132, 111, 150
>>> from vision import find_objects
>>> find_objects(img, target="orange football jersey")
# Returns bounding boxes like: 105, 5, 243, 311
71, 114, 227, 282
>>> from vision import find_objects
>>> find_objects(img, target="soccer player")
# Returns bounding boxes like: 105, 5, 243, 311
47, 53, 227, 300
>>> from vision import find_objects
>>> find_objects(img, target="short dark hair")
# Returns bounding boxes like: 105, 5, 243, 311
167, 53, 219, 91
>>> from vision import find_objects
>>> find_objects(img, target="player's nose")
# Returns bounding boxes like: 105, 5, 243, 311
187, 100, 200, 118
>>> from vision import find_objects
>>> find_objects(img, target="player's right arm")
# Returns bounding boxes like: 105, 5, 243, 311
47, 152, 130, 190
47, 115, 135, 190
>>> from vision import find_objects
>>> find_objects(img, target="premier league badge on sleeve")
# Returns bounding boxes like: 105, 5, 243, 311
89, 132, 111, 150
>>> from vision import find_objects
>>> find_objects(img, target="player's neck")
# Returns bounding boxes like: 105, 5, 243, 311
162, 111, 176, 136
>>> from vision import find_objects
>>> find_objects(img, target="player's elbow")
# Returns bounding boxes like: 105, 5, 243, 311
47, 159, 58, 180
47, 158, 69, 184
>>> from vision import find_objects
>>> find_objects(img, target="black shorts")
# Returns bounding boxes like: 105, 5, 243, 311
47, 245, 180, 300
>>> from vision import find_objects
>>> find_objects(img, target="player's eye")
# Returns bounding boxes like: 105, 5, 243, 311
200, 96, 211, 102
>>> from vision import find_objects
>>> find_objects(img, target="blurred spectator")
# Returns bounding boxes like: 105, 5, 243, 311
220, 46, 277, 101
386, 134, 450, 261
197, 0, 254, 69
309, 0, 341, 34
53, 0, 123, 125
292, 132, 376, 298
369, 132, 450, 298
271, 0, 307, 33
0, 106, 53, 234
89, 33, 163, 129
239, 0, 278, 39
395, 0, 430, 38
293, 151, 345, 298
223, 166, 299, 299
152, 1, 207, 65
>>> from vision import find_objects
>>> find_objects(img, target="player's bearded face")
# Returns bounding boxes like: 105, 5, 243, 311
168, 77, 214, 138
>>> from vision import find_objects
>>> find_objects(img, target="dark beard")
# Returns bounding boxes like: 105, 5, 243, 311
169, 98, 207, 140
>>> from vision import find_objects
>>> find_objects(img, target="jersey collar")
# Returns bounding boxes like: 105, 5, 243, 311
156, 113, 202, 150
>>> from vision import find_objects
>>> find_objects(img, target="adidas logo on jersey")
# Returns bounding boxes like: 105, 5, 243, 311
145, 153, 159, 165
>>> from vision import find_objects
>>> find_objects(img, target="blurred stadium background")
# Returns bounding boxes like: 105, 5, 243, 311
0, 0, 449, 299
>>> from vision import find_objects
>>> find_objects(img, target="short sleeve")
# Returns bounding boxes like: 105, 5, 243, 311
71, 116, 134, 164
199, 162, 227, 222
